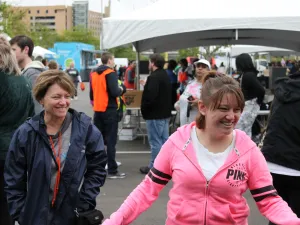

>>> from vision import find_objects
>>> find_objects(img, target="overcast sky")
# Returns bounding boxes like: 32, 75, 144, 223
4, 0, 157, 16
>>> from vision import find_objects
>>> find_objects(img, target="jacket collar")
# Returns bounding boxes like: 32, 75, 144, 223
27, 108, 83, 132
170, 122, 256, 176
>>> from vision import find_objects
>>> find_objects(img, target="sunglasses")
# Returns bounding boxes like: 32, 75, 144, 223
196, 63, 208, 69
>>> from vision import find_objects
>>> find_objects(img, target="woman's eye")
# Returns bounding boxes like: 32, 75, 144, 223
219, 108, 228, 111
234, 108, 241, 113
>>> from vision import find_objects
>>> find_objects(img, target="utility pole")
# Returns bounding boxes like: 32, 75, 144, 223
0, 0, 3, 32
100, 0, 103, 50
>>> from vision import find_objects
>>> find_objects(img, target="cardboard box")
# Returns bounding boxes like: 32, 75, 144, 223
119, 127, 137, 136
118, 127, 138, 141
119, 135, 137, 141
124, 90, 143, 108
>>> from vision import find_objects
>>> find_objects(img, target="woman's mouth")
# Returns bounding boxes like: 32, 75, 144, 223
221, 121, 234, 127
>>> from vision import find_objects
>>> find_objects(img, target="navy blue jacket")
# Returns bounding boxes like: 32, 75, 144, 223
4, 109, 107, 225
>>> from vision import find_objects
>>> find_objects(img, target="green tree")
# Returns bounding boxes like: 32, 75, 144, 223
58, 26, 100, 49
30, 24, 60, 49
177, 47, 199, 60
109, 45, 137, 60
0, 3, 30, 37
201, 46, 227, 59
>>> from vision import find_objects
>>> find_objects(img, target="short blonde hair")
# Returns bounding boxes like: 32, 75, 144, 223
48, 60, 58, 70
33, 70, 75, 101
0, 35, 21, 75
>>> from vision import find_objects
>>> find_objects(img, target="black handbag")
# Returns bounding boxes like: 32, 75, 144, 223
74, 209, 104, 225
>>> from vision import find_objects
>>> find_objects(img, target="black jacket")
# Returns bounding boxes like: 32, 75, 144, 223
240, 71, 265, 104
141, 69, 172, 120
0, 72, 34, 160
262, 72, 300, 170
236, 54, 265, 104
90, 65, 126, 110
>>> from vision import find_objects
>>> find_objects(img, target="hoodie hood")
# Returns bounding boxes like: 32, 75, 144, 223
236, 53, 258, 74
22, 60, 45, 74
169, 122, 256, 156
274, 72, 300, 103
95, 65, 113, 75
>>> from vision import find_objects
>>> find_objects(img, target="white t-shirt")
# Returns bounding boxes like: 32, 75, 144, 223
179, 80, 202, 126
191, 127, 236, 181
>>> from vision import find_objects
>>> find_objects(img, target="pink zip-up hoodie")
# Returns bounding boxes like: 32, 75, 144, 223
103, 122, 300, 225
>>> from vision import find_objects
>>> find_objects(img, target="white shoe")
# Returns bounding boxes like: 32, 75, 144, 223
105, 161, 122, 170
74, 96, 78, 100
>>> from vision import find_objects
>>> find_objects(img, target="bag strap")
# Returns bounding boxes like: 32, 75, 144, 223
258, 103, 273, 148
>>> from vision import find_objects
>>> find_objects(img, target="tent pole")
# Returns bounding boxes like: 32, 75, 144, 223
135, 42, 140, 90
229, 46, 232, 76
235, 29, 239, 40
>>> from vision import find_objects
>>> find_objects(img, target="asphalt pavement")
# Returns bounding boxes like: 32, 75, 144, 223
71, 83, 268, 225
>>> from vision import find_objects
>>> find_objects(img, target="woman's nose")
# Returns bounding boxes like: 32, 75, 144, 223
59, 97, 68, 105
226, 110, 235, 119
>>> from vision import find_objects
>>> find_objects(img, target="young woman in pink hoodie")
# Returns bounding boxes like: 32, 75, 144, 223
103, 71, 300, 225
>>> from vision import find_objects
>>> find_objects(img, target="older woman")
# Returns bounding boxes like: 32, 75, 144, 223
0, 35, 34, 225
4, 70, 107, 225
179, 59, 211, 126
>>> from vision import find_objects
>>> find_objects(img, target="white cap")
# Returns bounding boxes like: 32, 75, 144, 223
194, 59, 211, 70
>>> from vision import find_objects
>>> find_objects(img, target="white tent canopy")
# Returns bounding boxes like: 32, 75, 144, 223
103, 0, 300, 53
32, 46, 57, 59
230, 45, 299, 57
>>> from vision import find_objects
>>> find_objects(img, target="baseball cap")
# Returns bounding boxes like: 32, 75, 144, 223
194, 59, 211, 70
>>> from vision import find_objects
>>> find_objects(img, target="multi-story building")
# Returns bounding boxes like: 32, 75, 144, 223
72, 0, 88, 29
88, 10, 101, 37
13, 5, 73, 34
12, 1, 111, 38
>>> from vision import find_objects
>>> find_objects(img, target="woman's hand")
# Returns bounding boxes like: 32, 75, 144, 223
139, 80, 146, 86
188, 98, 199, 107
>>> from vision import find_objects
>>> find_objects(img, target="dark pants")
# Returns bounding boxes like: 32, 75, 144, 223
74, 81, 78, 97
93, 110, 119, 174
171, 83, 178, 110
269, 173, 300, 225
0, 160, 13, 225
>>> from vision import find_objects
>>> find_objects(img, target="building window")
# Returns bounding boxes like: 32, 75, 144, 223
55, 10, 57, 13
37, 10, 40, 14
46, 10, 48, 14
28, 10, 31, 14
30, 16, 33, 20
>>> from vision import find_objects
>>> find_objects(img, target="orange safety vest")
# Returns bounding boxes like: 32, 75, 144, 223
124, 66, 135, 89
92, 68, 119, 112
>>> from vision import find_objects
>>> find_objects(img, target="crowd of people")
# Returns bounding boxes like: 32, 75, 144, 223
1, 32, 300, 225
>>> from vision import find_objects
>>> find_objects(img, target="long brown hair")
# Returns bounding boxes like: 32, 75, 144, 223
196, 71, 245, 129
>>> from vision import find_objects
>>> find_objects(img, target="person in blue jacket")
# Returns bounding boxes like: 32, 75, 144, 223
4, 70, 107, 225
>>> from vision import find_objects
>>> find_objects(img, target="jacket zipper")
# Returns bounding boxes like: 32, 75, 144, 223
183, 137, 241, 224
202, 153, 241, 225
204, 180, 209, 225
184, 146, 241, 224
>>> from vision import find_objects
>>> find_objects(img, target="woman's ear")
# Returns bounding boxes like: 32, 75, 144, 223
198, 100, 207, 116
39, 99, 44, 106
